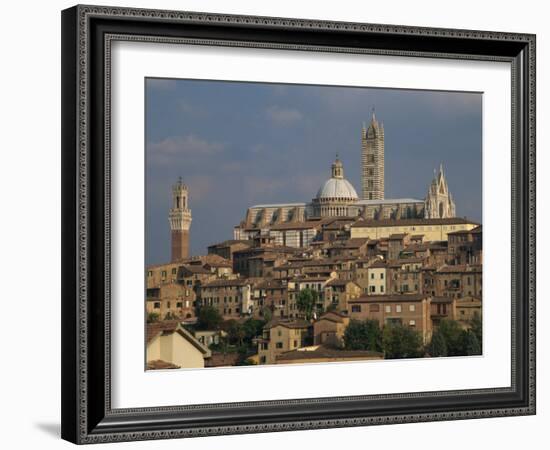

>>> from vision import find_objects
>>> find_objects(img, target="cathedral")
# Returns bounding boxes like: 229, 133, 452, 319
233, 111, 457, 235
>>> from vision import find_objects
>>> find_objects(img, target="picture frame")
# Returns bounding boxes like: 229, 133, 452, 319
61, 4, 536, 444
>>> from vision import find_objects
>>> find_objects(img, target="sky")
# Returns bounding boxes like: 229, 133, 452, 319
145, 78, 482, 266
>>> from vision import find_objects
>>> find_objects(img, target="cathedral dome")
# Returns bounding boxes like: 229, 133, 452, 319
316, 156, 358, 200
316, 177, 359, 200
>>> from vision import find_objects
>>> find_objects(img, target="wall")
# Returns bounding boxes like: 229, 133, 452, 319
0, 0, 546, 449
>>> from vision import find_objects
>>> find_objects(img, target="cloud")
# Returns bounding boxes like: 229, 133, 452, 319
265, 105, 303, 125
179, 99, 208, 117
148, 135, 224, 165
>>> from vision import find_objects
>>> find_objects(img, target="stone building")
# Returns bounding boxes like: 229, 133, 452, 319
351, 217, 479, 241
423, 264, 482, 299
447, 225, 482, 265
169, 178, 192, 262
199, 278, 253, 319
348, 294, 433, 343
323, 279, 362, 312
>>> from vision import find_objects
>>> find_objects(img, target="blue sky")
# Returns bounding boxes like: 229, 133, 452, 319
146, 78, 482, 266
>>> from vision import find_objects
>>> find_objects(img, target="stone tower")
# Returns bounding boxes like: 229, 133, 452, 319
361, 110, 385, 200
169, 178, 192, 262
424, 164, 456, 219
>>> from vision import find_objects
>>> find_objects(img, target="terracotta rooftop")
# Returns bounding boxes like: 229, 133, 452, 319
276, 346, 383, 361
266, 319, 310, 330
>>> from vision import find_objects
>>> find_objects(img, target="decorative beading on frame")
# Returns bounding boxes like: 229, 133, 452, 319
75, 5, 536, 443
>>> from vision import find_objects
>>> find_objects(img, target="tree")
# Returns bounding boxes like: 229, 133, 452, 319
223, 320, 246, 346
437, 319, 465, 356
462, 330, 481, 356
242, 318, 266, 343
382, 323, 423, 359
296, 288, 319, 320
426, 330, 448, 357
261, 307, 272, 323
147, 312, 160, 323
470, 312, 482, 352
196, 306, 223, 330
343, 319, 383, 351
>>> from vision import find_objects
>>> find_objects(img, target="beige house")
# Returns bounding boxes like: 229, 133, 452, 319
366, 259, 388, 295
323, 279, 362, 311
313, 311, 350, 347
456, 296, 482, 325
146, 321, 211, 369
257, 319, 311, 365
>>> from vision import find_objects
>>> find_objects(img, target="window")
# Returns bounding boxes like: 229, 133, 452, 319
409, 320, 416, 327
276, 342, 283, 349
171, 268, 177, 275
166, 301, 171, 308
369, 286, 375, 293
409, 304, 416, 312
161, 270, 167, 279
176, 302, 182, 308
380, 273, 384, 279
380, 285, 384, 293
370, 273, 375, 279
396, 305, 402, 313
147, 271, 153, 277
278, 330, 282, 337
154, 302, 160, 309
351, 305, 362, 313
293, 340, 298, 348
385, 305, 391, 313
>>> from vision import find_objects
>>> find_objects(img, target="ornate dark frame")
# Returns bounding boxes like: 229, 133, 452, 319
61, 4, 536, 444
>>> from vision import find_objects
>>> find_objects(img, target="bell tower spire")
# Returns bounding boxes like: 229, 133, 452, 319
169, 178, 192, 261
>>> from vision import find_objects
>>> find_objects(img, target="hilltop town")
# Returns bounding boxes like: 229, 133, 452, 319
146, 114, 482, 369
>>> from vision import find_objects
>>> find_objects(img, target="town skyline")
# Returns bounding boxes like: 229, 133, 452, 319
146, 79, 482, 265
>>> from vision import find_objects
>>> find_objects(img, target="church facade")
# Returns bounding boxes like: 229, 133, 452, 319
234, 112, 457, 240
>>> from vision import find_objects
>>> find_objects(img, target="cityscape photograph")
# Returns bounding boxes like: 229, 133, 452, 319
145, 79, 483, 370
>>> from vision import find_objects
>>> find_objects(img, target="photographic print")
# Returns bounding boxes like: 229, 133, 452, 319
145, 79, 483, 370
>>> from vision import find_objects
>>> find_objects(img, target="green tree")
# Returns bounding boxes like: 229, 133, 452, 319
242, 318, 266, 343
261, 307, 273, 323
382, 323, 423, 359
296, 288, 319, 320
196, 306, 223, 331
462, 329, 481, 356
437, 319, 465, 356
147, 312, 160, 323
343, 319, 383, 351
223, 320, 246, 346
470, 312, 482, 352
426, 330, 448, 357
